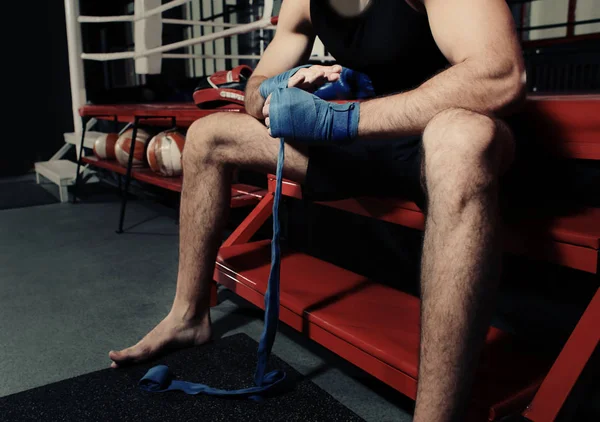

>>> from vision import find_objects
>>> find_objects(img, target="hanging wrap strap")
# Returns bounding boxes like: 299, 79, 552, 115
138, 138, 287, 401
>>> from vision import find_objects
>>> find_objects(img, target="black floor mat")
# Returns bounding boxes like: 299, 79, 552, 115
0, 333, 364, 422
0, 181, 58, 210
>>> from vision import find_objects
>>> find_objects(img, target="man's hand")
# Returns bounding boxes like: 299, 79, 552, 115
259, 65, 343, 100
287, 64, 342, 92
263, 64, 374, 136
262, 88, 360, 144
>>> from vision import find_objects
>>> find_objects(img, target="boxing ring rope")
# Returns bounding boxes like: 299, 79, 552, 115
65, 0, 272, 133
80, 22, 274, 62
64, 0, 334, 135
78, 0, 274, 62
77, 0, 197, 23
79, 16, 257, 29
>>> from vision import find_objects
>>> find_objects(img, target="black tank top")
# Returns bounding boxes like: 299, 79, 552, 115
310, 0, 448, 95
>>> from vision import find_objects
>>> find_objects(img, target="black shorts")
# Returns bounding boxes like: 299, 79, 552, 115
303, 135, 427, 209
302, 113, 600, 214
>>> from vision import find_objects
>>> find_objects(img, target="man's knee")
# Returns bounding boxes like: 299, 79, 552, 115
422, 108, 514, 204
183, 113, 238, 171
423, 108, 504, 169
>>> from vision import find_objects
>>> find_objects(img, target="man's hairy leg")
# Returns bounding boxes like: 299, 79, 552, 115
109, 113, 308, 367
413, 108, 514, 422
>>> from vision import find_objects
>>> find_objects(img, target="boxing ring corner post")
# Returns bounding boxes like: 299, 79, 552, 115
64, 0, 86, 136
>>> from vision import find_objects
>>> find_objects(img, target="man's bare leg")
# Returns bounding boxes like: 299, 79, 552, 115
109, 113, 308, 367
413, 108, 514, 422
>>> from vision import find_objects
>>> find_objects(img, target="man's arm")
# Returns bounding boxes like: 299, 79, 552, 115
244, 0, 314, 119
358, 0, 526, 139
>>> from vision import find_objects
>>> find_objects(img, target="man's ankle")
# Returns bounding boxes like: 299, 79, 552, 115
170, 300, 210, 323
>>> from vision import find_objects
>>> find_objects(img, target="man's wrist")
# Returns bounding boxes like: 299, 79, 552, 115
258, 65, 311, 99
245, 76, 268, 119
269, 88, 360, 144
356, 94, 415, 139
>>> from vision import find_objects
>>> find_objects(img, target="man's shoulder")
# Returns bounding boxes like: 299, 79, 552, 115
277, 0, 312, 31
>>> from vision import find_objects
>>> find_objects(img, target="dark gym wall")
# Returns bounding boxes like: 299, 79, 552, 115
2, 2, 73, 176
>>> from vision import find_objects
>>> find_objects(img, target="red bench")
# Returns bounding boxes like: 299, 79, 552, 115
76, 103, 267, 232
79, 102, 243, 127
81, 156, 266, 208
213, 95, 600, 421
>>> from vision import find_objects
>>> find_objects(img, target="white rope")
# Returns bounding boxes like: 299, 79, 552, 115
79, 0, 192, 23
82, 17, 272, 61
80, 0, 274, 62
162, 18, 241, 28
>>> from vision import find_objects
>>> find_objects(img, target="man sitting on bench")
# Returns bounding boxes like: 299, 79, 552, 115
109, 0, 526, 420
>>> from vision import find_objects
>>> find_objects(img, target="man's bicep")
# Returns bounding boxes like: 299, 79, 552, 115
423, 0, 522, 66
252, 0, 314, 79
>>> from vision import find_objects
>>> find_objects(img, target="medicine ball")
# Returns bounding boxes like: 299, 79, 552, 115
146, 130, 185, 177
92, 133, 118, 160
115, 128, 151, 167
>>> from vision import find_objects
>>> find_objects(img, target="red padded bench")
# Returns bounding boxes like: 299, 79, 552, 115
79, 102, 244, 127
81, 156, 266, 208
76, 103, 265, 232
214, 95, 600, 421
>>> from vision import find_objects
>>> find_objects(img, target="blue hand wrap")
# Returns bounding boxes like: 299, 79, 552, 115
314, 67, 375, 101
269, 87, 360, 144
259, 65, 311, 99
139, 141, 287, 403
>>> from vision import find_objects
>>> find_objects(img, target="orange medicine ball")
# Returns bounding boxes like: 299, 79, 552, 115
93, 133, 118, 160
146, 130, 185, 177
115, 128, 151, 167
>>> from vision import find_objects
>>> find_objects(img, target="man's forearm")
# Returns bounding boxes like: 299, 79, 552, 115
358, 58, 525, 139
245, 76, 268, 120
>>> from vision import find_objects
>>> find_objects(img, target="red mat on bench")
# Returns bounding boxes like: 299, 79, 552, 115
79, 103, 244, 127
524, 94, 600, 160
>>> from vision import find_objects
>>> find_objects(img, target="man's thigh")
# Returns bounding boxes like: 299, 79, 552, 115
191, 112, 310, 183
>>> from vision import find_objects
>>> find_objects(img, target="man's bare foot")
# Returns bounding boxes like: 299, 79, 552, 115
108, 311, 212, 368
